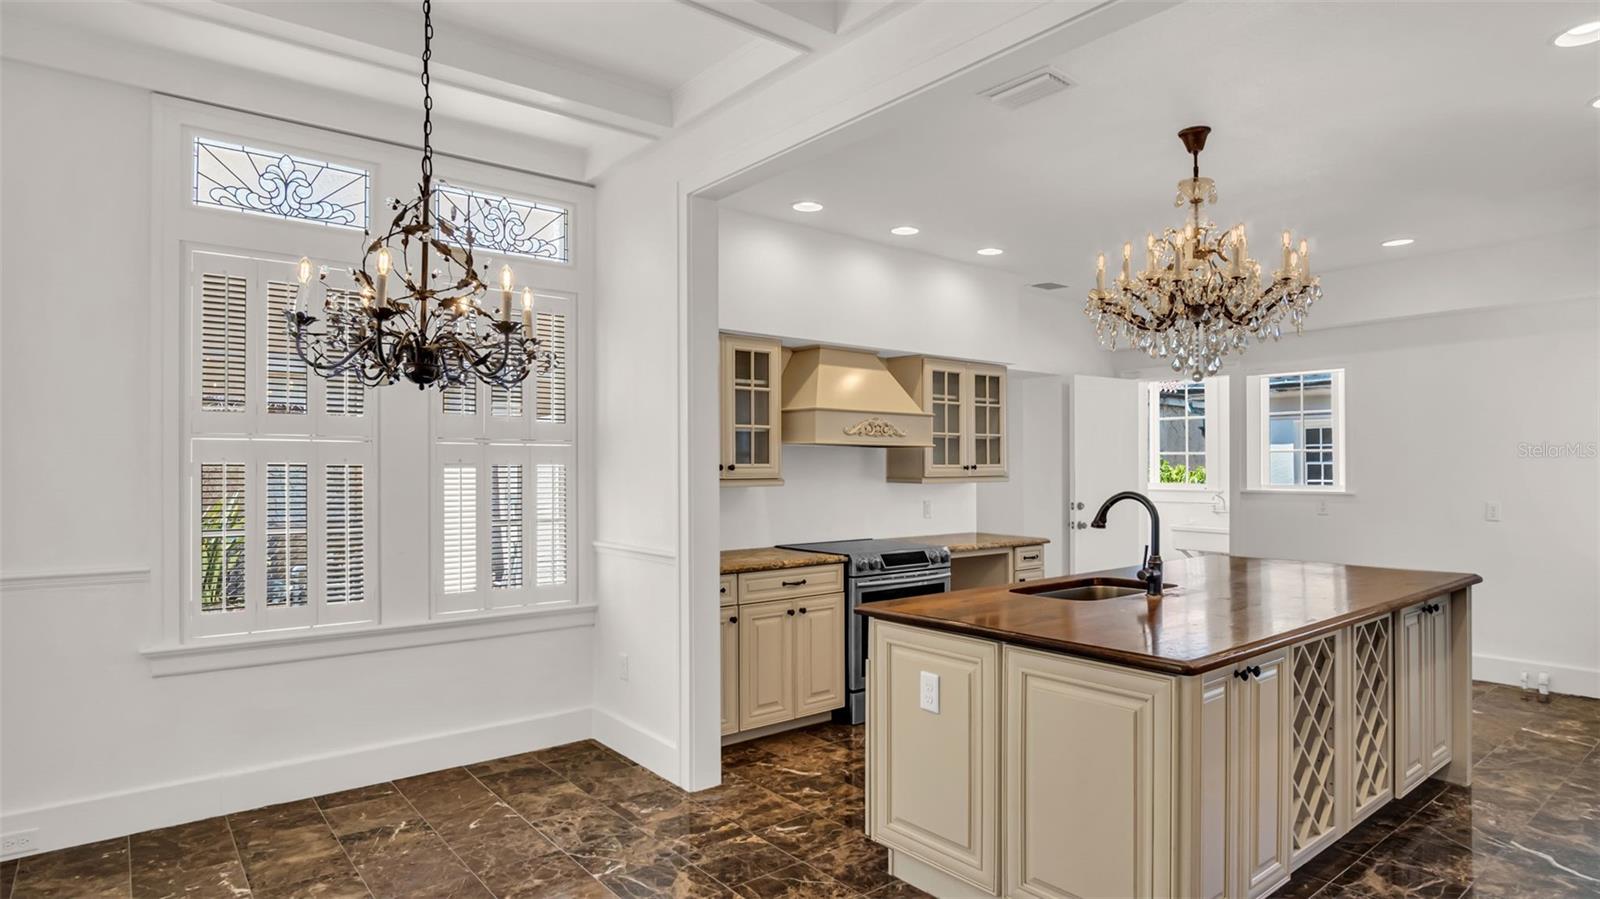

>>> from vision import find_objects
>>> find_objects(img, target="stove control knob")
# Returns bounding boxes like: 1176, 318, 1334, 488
871, 557, 884, 570
940, 548, 951, 562
854, 558, 866, 572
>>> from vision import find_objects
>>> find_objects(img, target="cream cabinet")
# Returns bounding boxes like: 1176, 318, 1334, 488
1345, 616, 1394, 827
1395, 600, 1452, 797
1012, 545, 1044, 581
738, 598, 797, 731
1232, 648, 1292, 899
1003, 647, 1174, 899
720, 335, 783, 484
868, 621, 1001, 894
726, 563, 846, 735
886, 358, 1008, 482
721, 608, 740, 736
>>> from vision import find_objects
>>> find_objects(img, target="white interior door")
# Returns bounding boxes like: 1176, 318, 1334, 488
1069, 375, 1143, 573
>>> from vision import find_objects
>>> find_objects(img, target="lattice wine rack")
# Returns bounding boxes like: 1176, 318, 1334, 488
1291, 634, 1338, 854
1349, 616, 1393, 822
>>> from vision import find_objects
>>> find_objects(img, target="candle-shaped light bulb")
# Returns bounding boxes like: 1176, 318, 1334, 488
1281, 230, 1292, 272
498, 264, 513, 321
1288, 249, 1300, 281
499, 264, 513, 292
1145, 233, 1157, 276
1298, 239, 1310, 277
1121, 242, 1132, 282
521, 286, 533, 330
1096, 253, 1106, 292
296, 256, 313, 285
374, 246, 391, 303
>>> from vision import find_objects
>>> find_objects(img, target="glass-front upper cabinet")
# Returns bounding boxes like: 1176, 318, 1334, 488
886, 357, 1008, 482
721, 334, 784, 484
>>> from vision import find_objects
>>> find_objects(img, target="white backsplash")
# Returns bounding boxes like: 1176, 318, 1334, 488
719, 443, 977, 549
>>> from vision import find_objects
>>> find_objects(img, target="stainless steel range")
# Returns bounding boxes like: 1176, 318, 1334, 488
777, 538, 952, 724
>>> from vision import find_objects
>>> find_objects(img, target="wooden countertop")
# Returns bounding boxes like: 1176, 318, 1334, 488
903, 532, 1050, 553
856, 554, 1480, 675
721, 547, 848, 575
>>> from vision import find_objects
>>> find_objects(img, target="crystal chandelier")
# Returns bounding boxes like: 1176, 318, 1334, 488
1085, 125, 1320, 381
287, 0, 552, 390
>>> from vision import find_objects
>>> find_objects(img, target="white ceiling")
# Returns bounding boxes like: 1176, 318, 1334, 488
723, 1, 1600, 284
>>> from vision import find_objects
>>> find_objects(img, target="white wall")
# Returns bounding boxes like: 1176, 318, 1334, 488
0, 61, 598, 856
716, 210, 1104, 564
1222, 299, 1599, 696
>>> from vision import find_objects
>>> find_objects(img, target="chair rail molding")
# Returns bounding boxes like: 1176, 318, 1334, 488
593, 540, 678, 564
0, 566, 152, 592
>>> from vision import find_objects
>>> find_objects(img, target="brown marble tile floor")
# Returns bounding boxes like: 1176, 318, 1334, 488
3, 682, 1595, 898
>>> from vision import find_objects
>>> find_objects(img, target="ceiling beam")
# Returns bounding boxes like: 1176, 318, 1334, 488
673, 0, 838, 53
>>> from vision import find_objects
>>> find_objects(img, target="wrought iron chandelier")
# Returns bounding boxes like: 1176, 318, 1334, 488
287, 0, 552, 390
1085, 125, 1320, 381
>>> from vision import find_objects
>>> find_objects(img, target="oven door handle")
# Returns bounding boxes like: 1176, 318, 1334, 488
850, 569, 952, 589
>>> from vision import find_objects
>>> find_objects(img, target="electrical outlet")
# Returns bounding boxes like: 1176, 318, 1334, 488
922, 499, 933, 520
919, 671, 940, 714
1484, 502, 1501, 522
1538, 672, 1551, 703
2, 829, 37, 857
619, 652, 630, 682
1316, 500, 1329, 516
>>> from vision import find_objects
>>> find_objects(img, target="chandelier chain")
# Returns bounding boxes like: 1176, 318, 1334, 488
420, 0, 434, 183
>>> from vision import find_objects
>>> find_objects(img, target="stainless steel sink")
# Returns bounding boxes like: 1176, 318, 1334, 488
1033, 584, 1146, 601
1010, 577, 1172, 601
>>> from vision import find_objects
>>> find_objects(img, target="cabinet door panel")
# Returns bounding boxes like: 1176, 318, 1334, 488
1195, 669, 1231, 899
869, 621, 1000, 894
969, 365, 1007, 478
721, 610, 739, 735
927, 364, 967, 477
1394, 605, 1427, 797
1005, 648, 1174, 899
795, 593, 845, 716
721, 336, 782, 482
739, 600, 795, 730
1236, 649, 1291, 899
1426, 602, 1453, 775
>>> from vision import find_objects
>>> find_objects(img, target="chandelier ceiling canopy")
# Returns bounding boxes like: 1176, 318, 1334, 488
287, 0, 552, 391
1085, 125, 1320, 381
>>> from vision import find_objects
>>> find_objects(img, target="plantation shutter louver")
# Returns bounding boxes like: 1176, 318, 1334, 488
324, 463, 366, 604
264, 462, 310, 607
533, 462, 568, 587
490, 464, 524, 589
442, 464, 477, 594
200, 272, 248, 411
535, 310, 567, 423
442, 381, 477, 416
198, 462, 247, 613
490, 383, 524, 418
265, 280, 308, 415
322, 289, 367, 418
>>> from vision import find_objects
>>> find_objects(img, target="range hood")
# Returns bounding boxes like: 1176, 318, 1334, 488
780, 346, 933, 447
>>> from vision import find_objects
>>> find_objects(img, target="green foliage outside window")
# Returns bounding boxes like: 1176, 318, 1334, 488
1159, 458, 1207, 484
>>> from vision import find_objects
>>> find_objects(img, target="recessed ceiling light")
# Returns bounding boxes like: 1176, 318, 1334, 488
1381, 238, 1415, 248
791, 201, 824, 213
1553, 20, 1600, 47
976, 247, 1004, 256
1591, 95, 1600, 109
890, 226, 920, 236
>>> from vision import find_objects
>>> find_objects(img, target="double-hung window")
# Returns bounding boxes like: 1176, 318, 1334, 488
187, 249, 377, 638
1148, 381, 1208, 486
1248, 369, 1346, 491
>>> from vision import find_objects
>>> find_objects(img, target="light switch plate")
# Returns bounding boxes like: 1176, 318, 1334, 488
1484, 502, 1501, 522
919, 671, 940, 713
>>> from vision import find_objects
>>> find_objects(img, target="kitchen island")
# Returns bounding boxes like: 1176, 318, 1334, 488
856, 554, 1479, 899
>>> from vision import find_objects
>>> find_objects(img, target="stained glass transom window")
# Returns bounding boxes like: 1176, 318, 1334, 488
433, 183, 569, 263
194, 137, 368, 229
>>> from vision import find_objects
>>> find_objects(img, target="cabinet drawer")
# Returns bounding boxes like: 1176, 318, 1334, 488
1013, 545, 1044, 569
738, 564, 843, 603
1014, 568, 1045, 584
719, 575, 736, 607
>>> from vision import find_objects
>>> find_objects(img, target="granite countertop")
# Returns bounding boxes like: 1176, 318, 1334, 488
904, 532, 1050, 553
721, 547, 849, 575
856, 554, 1480, 675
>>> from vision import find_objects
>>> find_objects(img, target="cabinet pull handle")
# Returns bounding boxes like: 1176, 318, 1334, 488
786, 609, 795, 616
781, 578, 807, 587
1250, 665, 1262, 678
798, 607, 808, 614
719, 464, 725, 472
1234, 668, 1250, 681
728, 616, 738, 624
719, 585, 727, 594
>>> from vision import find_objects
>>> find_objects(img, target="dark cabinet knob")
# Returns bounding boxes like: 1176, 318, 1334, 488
798, 607, 808, 615
728, 464, 736, 471
728, 616, 737, 624
1234, 668, 1250, 681
719, 464, 725, 471
786, 609, 795, 616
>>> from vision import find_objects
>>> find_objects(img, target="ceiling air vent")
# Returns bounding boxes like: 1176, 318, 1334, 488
982, 68, 1072, 109
1030, 282, 1070, 291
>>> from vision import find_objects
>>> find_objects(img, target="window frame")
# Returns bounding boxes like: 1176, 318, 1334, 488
1246, 368, 1348, 494
1145, 380, 1210, 490
149, 97, 594, 663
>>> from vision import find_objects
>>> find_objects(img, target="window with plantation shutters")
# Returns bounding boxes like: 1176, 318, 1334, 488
536, 310, 567, 424
442, 464, 477, 595
200, 272, 247, 411
186, 248, 377, 640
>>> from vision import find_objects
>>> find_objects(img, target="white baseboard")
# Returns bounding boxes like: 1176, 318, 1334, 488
1474, 653, 1600, 699
591, 708, 679, 783
0, 707, 590, 859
